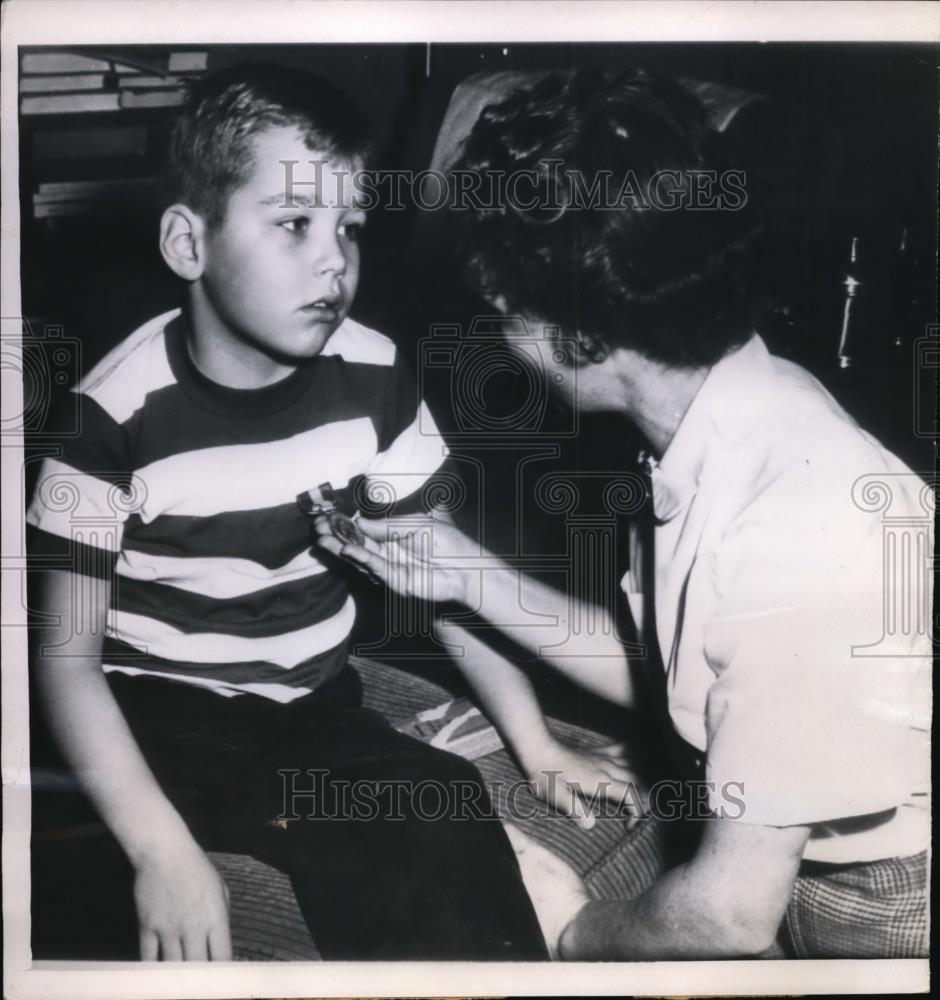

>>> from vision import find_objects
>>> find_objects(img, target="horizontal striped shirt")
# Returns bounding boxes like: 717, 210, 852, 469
28, 309, 450, 701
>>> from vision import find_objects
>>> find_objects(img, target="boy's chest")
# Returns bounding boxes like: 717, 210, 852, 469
123, 404, 379, 566
132, 413, 379, 522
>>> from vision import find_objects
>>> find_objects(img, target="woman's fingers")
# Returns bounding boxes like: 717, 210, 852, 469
344, 544, 392, 581
313, 516, 384, 557
351, 515, 388, 539
356, 514, 424, 540
595, 741, 632, 764
313, 519, 389, 575
314, 512, 467, 602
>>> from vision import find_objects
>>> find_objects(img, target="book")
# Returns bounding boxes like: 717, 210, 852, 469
168, 51, 208, 72
20, 74, 108, 94
119, 89, 184, 110
118, 74, 189, 90
21, 52, 112, 74
33, 201, 92, 220
394, 698, 505, 761
20, 92, 121, 116
33, 185, 157, 219
21, 50, 202, 78
35, 176, 157, 202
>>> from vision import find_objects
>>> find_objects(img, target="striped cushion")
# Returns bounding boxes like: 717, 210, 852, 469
209, 853, 320, 961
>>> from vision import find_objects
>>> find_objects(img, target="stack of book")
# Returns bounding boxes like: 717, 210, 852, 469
20, 50, 208, 116
31, 176, 159, 220
20, 49, 208, 223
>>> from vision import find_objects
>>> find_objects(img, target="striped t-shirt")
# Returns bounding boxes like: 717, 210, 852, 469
27, 309, 449, 702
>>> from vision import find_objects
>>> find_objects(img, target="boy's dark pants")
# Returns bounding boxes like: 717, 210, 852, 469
31, 666, 547, 961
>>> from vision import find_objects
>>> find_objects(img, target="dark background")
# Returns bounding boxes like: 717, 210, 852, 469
19, 42, 939, 710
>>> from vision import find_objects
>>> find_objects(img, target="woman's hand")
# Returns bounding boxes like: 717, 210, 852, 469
520, 737, 648, 831
313, 512, 476, 605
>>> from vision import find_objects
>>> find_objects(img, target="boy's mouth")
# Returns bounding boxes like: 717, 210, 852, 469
301, 297, 342, 322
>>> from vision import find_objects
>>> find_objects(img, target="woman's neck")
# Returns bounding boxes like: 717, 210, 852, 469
614, 351, 711, 458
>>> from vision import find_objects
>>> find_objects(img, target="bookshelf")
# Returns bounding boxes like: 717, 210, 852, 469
18, 46, 209, 386
19, 46, 207, 225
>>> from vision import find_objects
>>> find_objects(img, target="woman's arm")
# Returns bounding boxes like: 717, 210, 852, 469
559, 817, 810, 959
317, 512, 637, 707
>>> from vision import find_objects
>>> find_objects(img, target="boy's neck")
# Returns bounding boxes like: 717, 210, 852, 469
186, 287, 300, 389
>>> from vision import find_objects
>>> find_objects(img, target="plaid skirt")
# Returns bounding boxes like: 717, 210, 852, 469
783, 850, 929, 958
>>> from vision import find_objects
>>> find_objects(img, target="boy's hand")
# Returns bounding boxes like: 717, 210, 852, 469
313, 512, 474, 605
503, 822, 590, 959
134, 839, 232, 961
521, 739, 648, 831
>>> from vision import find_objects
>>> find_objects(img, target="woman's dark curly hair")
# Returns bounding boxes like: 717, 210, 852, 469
450, 68, 767, 368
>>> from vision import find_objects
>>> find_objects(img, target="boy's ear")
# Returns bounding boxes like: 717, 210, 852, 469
159, 204, 207, 281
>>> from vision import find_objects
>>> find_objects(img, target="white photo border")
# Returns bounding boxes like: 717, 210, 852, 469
2, 2, 934, 998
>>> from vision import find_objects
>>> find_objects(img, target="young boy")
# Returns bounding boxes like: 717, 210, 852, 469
27, 63, 546, 962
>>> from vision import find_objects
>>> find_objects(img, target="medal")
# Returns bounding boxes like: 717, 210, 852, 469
297, 481, 377, 581
327, 509, 366, 547
297, 481, 365, 545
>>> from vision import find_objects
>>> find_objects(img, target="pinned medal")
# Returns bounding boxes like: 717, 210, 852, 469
327, 509, 366, 547
297, 481, 378, 583
297, 482, 366, 547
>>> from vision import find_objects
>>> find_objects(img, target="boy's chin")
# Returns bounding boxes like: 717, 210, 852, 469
265, 322, 341, 362
263, 345, 322, 367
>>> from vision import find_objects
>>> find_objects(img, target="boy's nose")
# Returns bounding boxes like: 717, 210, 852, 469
313, 236, 346, 277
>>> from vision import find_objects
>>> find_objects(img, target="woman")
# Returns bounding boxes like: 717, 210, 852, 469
317, 68, 930, 960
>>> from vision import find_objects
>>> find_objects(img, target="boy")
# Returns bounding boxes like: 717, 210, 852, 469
318, 67, 931, 959
27, 63, 546, 962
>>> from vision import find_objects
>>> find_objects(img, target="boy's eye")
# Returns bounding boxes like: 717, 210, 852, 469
339, 222, 364, 241
278, 217, 309, 235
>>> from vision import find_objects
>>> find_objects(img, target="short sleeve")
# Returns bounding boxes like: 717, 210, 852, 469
362, 348, 452, 517
26, 391, 136, 579
702, 462, 931, 827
